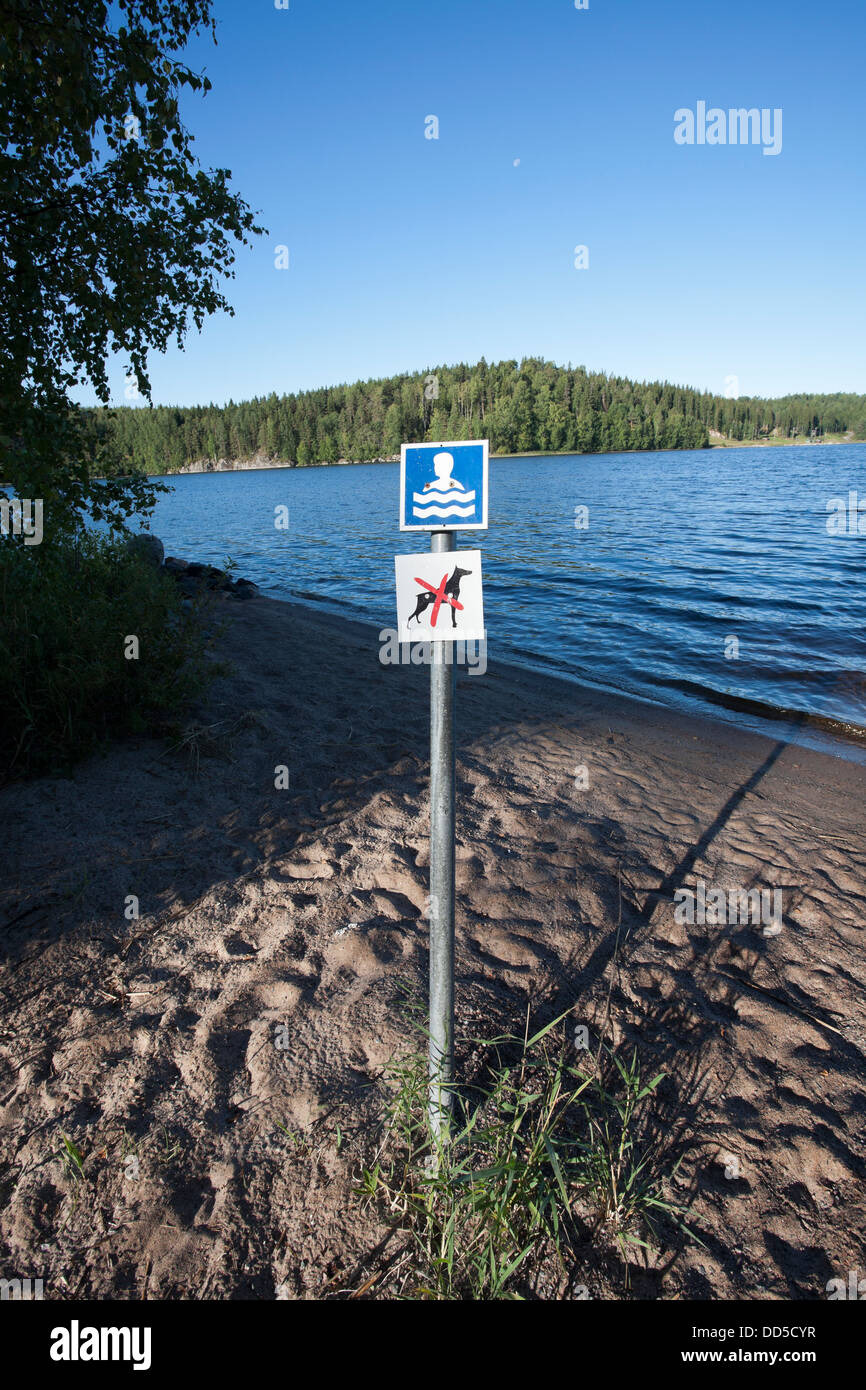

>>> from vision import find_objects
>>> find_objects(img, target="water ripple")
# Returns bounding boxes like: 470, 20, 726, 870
143, 444, 866, 755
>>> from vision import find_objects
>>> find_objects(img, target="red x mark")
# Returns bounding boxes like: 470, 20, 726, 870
414, 571, 464, 628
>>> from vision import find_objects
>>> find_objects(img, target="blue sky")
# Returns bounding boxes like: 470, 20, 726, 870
93, 0, 865, 408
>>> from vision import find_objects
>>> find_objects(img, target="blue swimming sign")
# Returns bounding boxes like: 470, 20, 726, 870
399, 439, 489, 532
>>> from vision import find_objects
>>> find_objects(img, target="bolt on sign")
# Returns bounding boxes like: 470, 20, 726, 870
400, 440, 489, 532
394, 550, 485, 644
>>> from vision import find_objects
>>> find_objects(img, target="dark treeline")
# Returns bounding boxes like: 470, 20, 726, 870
98, 359, 866, 473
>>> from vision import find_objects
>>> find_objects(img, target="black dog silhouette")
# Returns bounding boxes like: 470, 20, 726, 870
408, 565, 472, 630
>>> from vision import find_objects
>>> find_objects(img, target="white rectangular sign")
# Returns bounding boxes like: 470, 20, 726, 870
395, 550, 485, 643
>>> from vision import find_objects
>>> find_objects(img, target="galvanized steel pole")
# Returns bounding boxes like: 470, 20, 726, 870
428, 528, 456, 1142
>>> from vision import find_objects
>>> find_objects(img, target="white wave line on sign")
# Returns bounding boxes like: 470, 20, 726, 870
413, 489, 475, 505
412, 504, 477, 518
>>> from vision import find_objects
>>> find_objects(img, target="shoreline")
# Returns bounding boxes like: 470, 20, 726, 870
255, 593, 866, 795
145, 435, 858, 478
2, 434, 855, 491
242, 587, 866, 766
148, 545, 866, 765
707, 436, 853, 449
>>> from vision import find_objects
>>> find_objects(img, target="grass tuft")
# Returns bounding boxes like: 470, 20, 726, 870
357, 1002, 692, 1299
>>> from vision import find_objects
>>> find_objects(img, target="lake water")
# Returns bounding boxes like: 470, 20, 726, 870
143, 445, 866, 756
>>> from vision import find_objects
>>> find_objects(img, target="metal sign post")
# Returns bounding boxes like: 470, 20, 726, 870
428, 528, 457, 1140
396, 439, 489, 1145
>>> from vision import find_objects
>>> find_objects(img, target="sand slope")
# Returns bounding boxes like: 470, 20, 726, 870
1, 595, 864, 1299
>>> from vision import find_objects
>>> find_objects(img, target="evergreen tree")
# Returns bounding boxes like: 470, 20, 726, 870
94, 358, 866, 474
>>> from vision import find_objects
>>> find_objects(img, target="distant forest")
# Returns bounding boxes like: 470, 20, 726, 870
98, 359, 866, 473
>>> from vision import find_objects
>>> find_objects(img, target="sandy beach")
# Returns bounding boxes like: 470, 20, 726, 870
1, 592, 864, 1300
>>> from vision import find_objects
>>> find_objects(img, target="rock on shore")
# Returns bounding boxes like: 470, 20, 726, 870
126, 532, 260, 599
163, 555, 259, 601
